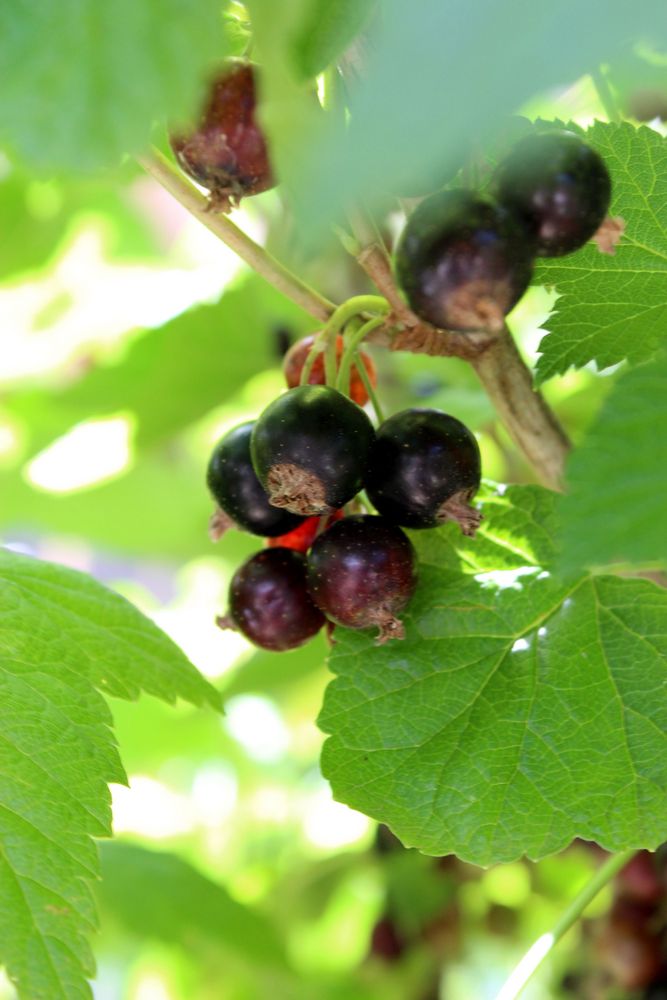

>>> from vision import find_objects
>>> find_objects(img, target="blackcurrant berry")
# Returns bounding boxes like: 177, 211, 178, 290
251, 386, 375, 517
369, 916, 406, 962
267, 510, 343, 554
365, 408, 482, 536
283, 334, 377, 407
394, 190, 534, 332
307, 515, 417, 643
494, 130, 612, 256
170, 61, 274, 211
217, 548, 325, 651
207, 422, 304, 539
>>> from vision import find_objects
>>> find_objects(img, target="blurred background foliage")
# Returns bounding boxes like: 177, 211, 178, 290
1, 2, 667, 998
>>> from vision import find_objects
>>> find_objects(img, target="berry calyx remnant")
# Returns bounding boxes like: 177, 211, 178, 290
207, 421, 304, 539
251, 386, 375, 516
365, 408, 482, 536
283, 333, 377, 406
493, 130, 612, 256
170, 61, 274, 212
217, 548, 325, 651
307, 515, 417, 643
394, 190, 534, 332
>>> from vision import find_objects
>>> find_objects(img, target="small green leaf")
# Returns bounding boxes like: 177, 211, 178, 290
98, 842, 287, 967
291, 0, 376, 79
319, 485, 667, 865
0, 549, 220, 998
0, 1, 228, 172
536, 122, 667, 382
560, 351, 667, 570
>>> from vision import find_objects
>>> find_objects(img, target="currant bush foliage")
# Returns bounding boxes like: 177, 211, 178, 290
560, 350, 667, 571
320, 486, 667, 865
0, 550, 220, 999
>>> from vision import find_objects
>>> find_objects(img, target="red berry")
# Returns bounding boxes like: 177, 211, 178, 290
283, 334, 377, 406
267, 510, 343, 553
251, 386, 375, 517
218, 548, 325, 651
170, 61, 274, 211
369, 917, 406, 962
307, 515, 417, 643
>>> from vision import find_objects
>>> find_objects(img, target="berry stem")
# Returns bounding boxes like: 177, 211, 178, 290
336, 315, 385, 395
356, 356, 385, 423
303, 295, 389, 389
494, 849, 636, 1000
471, 326, 570, 490
138, 148, 335, 323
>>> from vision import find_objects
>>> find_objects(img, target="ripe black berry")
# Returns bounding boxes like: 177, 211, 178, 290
218, 548, 325, 651
251, 386, 375, 517
207, 422, 304, 539
394, 190, 534, 332
494, 130, 612, 256
365, 408, 482, 536
170, 61, 274, 211
307, 515, 417, 643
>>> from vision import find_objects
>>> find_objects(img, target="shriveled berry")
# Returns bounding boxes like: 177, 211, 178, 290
217, 548, 325, 651
267, 510, 343, 553
283, 334, 377, 406
494, 130, 612, 256
307, 515, 417, 643
170, 61, 274, 211
207, 422, 304, 540
365, 408, 482, 536
395, 190, 534, 332
251, 386, 375, 517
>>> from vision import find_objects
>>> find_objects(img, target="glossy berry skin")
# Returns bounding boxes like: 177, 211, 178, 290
251, 386, 375, 517
267, 509, 343, 553
394, 190, 534, 332
219, 548, 325, 651
307, 515, 417, 643
283, 334, 377, 406
494, 130, 611, 256
170, 61, 274, 210
365, 409, 482, 536
207, 422, 304, 538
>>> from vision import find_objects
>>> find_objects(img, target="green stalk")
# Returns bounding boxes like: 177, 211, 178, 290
300, 295, 388, 389
356, 357, 385, 423
494, 849, 635, 1000
336, 316, 385, 395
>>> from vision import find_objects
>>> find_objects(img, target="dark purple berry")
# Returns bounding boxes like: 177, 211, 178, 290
394, 190, 534, 332
494, 130, 612, 256
170, 61, 274, 211
218, 548, 325, 651
207, 422, 304, 540
251, 386, 375, 517
307, 515, 417, 643
369, 916, 406, 962
365, 408, 482, 536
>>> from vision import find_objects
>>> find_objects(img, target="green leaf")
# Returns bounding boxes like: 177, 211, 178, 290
98, 841, 287, 967
0, 1, 228, 172
319, 485, 667, 865
251, 0, 667, 237
0, 548, 220, 998
536, 122, 667, 382
560, 351, 667, 570
290, 0, 376, 79
7, 274, 312, 456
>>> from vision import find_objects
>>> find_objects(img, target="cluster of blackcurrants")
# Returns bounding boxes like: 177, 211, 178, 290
394, 130, 613, 333
207, 336, 482, 651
